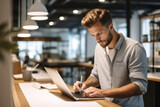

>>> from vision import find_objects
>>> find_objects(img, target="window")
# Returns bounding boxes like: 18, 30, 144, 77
117, 23, 127, 37
141, 19, 151, 58
18, 41, 43, 61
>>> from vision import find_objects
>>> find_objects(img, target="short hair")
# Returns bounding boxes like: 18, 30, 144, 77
81, 8, 112, 28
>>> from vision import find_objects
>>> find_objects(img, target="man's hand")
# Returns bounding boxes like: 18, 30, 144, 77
83, 83, 142, 98
73, 81, 87, 92
83, 86, 104, 98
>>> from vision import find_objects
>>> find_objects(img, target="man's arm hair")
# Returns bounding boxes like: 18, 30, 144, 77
102, 83, 142, 98
84, 76, 99, 88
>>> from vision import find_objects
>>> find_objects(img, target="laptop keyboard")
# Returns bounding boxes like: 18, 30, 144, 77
71, 92, 85, 98
71, 92, 104, 99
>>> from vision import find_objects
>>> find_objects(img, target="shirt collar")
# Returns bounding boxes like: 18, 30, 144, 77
103, 33, 124, 52
114, 33, 124, 50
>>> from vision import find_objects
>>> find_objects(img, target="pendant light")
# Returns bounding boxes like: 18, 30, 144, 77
31, 15, 48, 21
27, 0, 48, 16
22, 0, 39, 30
17, 0, 31, 37
23, 16, 39, 30
17, 30, 31, 37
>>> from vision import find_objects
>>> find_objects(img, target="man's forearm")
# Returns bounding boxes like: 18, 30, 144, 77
84, 76, 99, 88
102, 83, 142, 98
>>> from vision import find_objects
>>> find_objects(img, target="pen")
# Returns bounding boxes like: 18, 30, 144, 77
32, 64, 39, 73
80, 74, 85, 93
33, 64, 39, 70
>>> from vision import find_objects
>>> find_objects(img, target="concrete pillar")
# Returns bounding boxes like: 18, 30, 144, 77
130, 11, 140, 41
0, 0, 13, 107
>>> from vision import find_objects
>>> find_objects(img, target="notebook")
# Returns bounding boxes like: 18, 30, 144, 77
44, 67, 105, 101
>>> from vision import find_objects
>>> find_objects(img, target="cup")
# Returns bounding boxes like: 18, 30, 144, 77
22, 70, 32, 81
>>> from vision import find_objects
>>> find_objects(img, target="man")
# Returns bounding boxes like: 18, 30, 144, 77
73, 8, 148, 107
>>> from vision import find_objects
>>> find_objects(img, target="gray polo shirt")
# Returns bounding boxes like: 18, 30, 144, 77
91, 34, 148, 107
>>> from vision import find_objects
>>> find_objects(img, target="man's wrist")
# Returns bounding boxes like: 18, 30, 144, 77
101, 89, 107, 97
82, 82, 88, 89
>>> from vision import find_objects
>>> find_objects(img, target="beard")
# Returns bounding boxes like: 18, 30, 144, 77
100, 30, 113, 48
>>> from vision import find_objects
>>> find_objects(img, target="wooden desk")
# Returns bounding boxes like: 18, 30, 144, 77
39, 59, 79, 68
78, 62, 94, 68
147, 72, 160, 82
148, 77, 160, 82
13, 79, 121, 107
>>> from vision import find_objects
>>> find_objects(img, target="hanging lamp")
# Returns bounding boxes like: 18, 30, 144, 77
17, 30, 31, 37
23, 16, 39, 30
17, 0, 31, 37
31, 15, 48, 21
27, 0, 49, 16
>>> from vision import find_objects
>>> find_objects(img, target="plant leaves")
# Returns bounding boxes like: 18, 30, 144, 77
10, 43, 18, 53
150, 20, 155, 24
0, 22, 7, 36
155, 21, 160, 28
0, 22, 20, 61
0, 41, 12, 51
0, 52, 4, 61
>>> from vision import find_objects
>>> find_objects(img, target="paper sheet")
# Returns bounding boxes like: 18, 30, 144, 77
32, 83, 58, 89
19, 83, 66, 107
19, 83, 102, 107
13, 74, 23, 80
46, 102, 102, 107
40, 83, 58, 89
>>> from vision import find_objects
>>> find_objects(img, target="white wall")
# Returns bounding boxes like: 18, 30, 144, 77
112, 18, 126, 31
0, 0, 13, 107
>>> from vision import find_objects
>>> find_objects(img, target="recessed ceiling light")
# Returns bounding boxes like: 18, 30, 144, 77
73, 10, 79, 14
49, 21, 56, 26
59, 16, 65, 21
99, 0, 105, 2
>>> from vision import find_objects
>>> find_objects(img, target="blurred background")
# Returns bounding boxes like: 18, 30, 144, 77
10, 0, 160, 84
1, 0, 160, 107
11, 0, 160, 65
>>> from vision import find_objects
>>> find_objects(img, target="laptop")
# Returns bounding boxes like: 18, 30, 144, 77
44, 67, 105, 101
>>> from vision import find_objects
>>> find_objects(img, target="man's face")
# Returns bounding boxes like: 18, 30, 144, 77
88, 21, 113, 48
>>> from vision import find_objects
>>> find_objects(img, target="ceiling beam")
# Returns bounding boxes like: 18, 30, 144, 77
12, 37, 61, 41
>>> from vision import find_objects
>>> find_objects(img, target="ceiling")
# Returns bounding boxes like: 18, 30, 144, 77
13, 0, 160, 29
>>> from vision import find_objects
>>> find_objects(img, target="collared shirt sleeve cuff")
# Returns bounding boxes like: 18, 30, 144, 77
133, 80, 147, 95
90, 74, 99, 81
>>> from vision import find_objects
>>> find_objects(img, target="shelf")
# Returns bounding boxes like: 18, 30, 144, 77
141, 13, 160, 19
43, 47, 57, 49
142, 41, 160, 43
148, 65, 160, 69
12, 37, 61, 42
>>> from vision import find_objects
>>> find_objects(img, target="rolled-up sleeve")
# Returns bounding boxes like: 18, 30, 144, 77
129, 43, 148, 94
